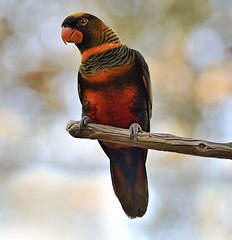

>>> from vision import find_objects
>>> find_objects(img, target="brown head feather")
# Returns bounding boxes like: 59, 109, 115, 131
61, 12, 121, 53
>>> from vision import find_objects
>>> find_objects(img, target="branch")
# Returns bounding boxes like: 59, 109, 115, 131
66, 121, 232, 160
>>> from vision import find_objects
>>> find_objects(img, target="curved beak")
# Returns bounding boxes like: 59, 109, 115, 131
61, 27, 83, 45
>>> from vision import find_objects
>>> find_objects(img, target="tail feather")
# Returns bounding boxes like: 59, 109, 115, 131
110, 158, 148, 218
100, 141, 148, 218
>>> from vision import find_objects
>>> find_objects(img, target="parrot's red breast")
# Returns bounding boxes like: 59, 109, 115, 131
84, 85, 138, 127
61, 12, 152, 218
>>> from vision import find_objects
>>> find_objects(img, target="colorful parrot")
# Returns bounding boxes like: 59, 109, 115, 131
61, 13, 152, 218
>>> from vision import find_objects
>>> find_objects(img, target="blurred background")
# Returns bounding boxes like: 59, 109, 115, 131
0, 0, 232, 239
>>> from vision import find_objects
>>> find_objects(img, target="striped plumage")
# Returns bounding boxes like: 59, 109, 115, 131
61, 13, 152, 218
99, 25, 122, 44
80, 45, 133, 76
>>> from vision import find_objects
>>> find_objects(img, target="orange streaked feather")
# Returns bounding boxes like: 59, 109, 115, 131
142, 75, 147, 89
78, 83, 81, 98
81, 61, 134, 84
81, 43, 122, 62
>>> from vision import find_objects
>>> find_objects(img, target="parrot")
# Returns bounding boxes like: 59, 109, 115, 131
61, 12, 152, 218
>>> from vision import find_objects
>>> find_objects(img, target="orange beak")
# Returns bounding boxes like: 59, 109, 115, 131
61, 27, 83, 45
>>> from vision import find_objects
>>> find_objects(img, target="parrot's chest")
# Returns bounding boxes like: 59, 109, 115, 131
84, 85, 137, 128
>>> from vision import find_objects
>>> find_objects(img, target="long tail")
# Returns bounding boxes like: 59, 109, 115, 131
100, 141, 148, 218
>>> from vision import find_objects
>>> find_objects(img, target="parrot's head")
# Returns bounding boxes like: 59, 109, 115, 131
61, 12, 121, 53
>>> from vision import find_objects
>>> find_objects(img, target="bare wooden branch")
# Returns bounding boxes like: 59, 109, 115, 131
66, 121, 232, 160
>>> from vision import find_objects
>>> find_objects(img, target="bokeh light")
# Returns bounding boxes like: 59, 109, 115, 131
0, 0, 232, 239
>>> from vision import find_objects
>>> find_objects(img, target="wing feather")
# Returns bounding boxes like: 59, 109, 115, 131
133, 50, 152, 119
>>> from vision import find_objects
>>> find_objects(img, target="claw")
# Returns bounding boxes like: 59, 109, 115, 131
66, 120, 76, 130
79, 115, 92, 131
129, 123, 142, 143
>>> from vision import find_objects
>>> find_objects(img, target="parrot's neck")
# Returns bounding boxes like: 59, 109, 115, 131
81, 43, 122, 62
81, 24, 122, 62
100, 24, 122, 45
77, 24, 122, 55
79, 45, 134, 77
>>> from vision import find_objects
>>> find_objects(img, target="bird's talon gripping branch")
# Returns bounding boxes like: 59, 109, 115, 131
66, 120, 76, 130
129, 123, 142, 143
79, 116, 92, 131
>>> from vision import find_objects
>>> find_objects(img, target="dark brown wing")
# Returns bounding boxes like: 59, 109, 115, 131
133, 49, 152, 119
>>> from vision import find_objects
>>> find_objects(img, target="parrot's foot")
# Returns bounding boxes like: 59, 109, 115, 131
79, 116, 92, 131
129, 123, 142, 143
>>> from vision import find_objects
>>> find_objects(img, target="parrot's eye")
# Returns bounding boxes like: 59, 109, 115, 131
79, 18, 88, 26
